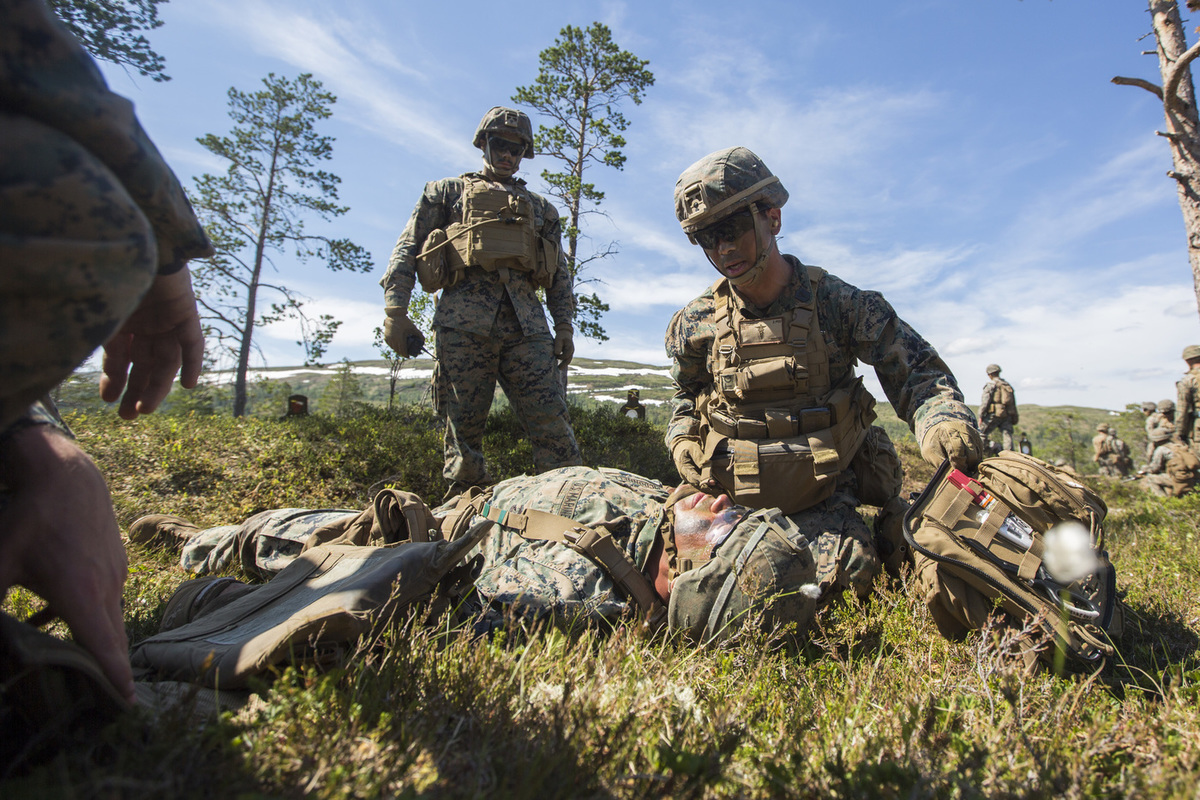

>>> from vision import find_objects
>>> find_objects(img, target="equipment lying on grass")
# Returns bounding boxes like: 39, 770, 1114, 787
904, 451, 1124, 670
131, 521, 490, 689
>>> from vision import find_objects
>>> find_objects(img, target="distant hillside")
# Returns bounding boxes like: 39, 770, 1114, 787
54, 357, 1149, 475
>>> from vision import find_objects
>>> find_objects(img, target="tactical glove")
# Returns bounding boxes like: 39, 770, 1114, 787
553, 325, 575, 369
383, 306, 424, 358
671, 436, 705, 486
920, 420, 984, 472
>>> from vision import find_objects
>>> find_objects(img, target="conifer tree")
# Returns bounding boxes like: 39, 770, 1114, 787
190, 73, 371, 417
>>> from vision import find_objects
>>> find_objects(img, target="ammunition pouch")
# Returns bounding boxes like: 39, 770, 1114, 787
701, 378, 876, 514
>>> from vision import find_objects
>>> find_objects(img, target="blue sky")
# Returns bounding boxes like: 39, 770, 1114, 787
94, 0, 1200, 412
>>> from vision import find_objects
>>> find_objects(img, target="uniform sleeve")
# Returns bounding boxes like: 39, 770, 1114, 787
379, 179, 454, 309
1178, 376, 1196, 445
818, 273, 975, 446
540, 201, 575, 329
664, 298, 713, 446
0, 0, 212, 270
979, 383, 993, 416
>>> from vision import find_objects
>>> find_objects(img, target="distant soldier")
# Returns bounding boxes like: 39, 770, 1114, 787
1138, 428, 1199, 498
379, 106, 582, 500
619, 388, 646, 419
1141, 400, 1160, 459
1018, 432, 1033, 456
1108, 427, 1133, 477
1177, 344, 1200, 458
978, 364, 1017, 451
1092, 423, 1119, 477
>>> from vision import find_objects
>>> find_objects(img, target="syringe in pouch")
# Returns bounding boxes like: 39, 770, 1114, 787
945, 469, 1035, 551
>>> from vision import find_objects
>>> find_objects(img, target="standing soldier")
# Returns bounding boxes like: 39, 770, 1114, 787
1092, 423, 1118, 477
1177, 344, 1200, 458
978, 364, 1017, 452
664, 146, 980, 579
379, 107, 582, 500
1109, 427, 1133, 477
1141, 401, 1160, 459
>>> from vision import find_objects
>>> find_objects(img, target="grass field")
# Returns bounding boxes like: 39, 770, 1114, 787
3, 405, 1199, 799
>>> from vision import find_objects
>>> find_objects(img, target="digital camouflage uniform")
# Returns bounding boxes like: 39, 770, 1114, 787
665, 256, 976, 481
1145, 408, 1170, 459
179, 507, 360, 579
1139, 443, 1177, 497
978, 376, 1016, 451
0, 0, 212, 434
1092, 427, 1119, 478
174, 467, 876, 634
380, 173, 581, 491
1178, 363, 1200, 458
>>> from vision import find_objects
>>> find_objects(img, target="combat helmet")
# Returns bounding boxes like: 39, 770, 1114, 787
673, 147, 789, 286
1158, 399, 1176, 414
1184, 344, 1200, 360
1141, 401, 1157, 414
986, 364, 1001, 375
1096, 423, 1109, 433
472, 106, 535, 159
668, 508, 818, 643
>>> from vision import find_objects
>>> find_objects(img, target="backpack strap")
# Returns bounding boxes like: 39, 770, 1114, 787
477, 500, 667, 624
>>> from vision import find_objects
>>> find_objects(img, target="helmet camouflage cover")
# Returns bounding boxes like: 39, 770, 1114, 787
1096, 423, 1109, 432
668, 509, 818, 643
1184, 344, 1200, 360
472, 106, 535, 159
986, 364, 1001, 375
673, 146, 789, 238
1158, 399, 1176, 413
1141, 401, 1157, 413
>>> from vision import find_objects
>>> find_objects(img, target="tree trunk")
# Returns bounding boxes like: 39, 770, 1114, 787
1149, 0, 1200, 320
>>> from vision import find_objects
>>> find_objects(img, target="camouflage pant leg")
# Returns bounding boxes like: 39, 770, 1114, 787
179, 508, 357, 579
495, 327, 582, 475
0, 113, 157, 431
1140, 474, 1173, 498
980, 417, 1014, 451
787, 494, 880, 603
435, 326, 501, 487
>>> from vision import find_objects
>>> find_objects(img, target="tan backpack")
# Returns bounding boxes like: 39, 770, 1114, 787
1165, 443, 1199, 496
904, 451, 1122, 669
131, 520, 491, 689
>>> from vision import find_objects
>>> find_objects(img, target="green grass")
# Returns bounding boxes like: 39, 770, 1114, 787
4, 405, 1200, 798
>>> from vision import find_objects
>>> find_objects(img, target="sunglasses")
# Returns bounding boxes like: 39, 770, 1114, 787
693, 209, 757, 249
487, 136, 526, 157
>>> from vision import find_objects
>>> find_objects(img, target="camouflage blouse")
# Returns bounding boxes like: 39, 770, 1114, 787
664, 255, 973, 450
443, 466, 670, 625
379, 173, 574, 338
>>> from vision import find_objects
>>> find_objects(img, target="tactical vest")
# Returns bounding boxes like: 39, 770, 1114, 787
698, 267, 875, 514
416, 175, 557, 292
988, 380, 1015, 421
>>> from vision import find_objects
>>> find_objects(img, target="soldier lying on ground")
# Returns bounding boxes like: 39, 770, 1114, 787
132, 466, 877, 641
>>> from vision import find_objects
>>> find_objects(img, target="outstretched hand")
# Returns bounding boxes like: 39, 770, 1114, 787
100, 268, 204, 420
920, 420, 985, 472
0, 426, 134, 703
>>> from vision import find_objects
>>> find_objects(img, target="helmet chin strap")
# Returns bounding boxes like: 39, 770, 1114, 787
482, 140, 517, 178
706, 202, 772, 287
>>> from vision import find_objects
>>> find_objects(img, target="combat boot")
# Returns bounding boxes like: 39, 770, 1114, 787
128, 514, 201, 550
